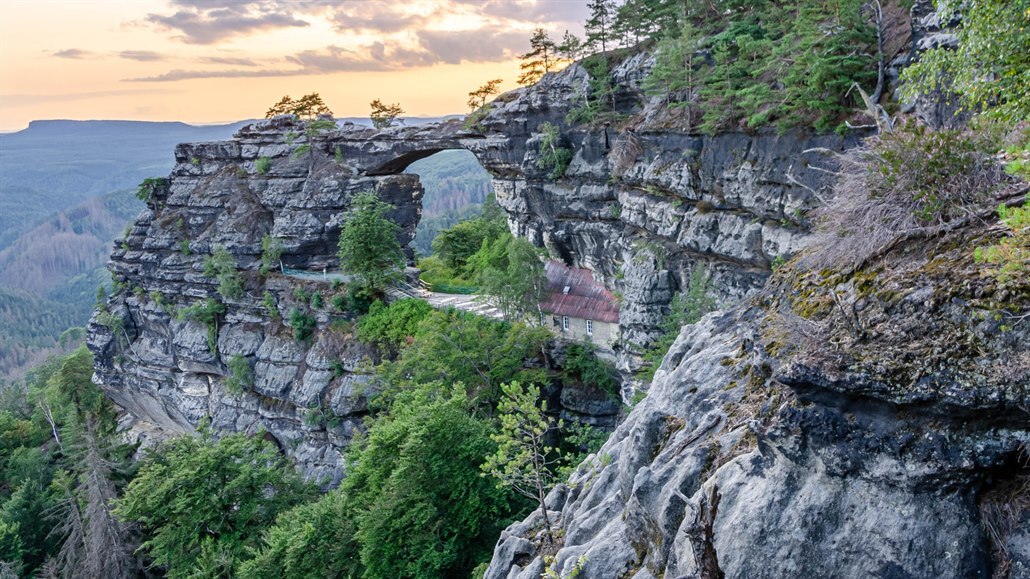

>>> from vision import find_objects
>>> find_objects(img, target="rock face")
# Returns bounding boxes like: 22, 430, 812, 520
485, 217, 1030, 579
90, 46, 858, 478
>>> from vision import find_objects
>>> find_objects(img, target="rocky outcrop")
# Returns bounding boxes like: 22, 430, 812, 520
90, 48, 860, 474
485, 213, 1030, 579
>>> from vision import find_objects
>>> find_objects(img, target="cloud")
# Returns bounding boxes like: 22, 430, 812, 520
119, 50, 166, 62
416, 28, 527, 64
200, 56, 259, 66
125, 68, 305, 82
1, 89, 179, 107
146, 1, 309, 44
53, 48, 91, 59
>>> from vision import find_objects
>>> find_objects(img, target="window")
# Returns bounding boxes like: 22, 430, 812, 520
562, 316, 569, 331
586, 319, 593, 336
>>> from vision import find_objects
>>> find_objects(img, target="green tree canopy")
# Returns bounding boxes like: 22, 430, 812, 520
519, 28, 558, 86
369, 99, 404, 129
265, 93, 334, 119
468, 232, 547, 322
901, 0, 1030, 124
115, 431, 314, 578
346, 385, 523, 578
481, 381, 563, 544
584, 0, 618, 53
377, 308, 550, 407
337, 191, 406, 297
467, 79, 503, 111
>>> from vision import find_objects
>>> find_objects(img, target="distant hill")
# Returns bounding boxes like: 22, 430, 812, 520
0, 115, 485, 382
0, 119, 254, 249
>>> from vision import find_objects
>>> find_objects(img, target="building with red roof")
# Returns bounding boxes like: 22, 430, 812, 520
539, 260, 620, 349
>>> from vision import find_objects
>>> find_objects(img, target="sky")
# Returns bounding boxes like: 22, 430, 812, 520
0, 0, 589, 131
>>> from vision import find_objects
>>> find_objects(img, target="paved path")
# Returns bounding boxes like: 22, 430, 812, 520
284, 269, 503, 320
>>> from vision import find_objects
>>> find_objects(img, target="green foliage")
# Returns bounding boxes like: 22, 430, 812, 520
288, 308, 316, 342
644, 23, 704, 126
467, 79, 503, 112
259, 235, 283, 275
1, 347, 135, 577
116, 430, 314, 578
562, 341, 620, 400
430, 203, 508, 272
136, 177, 166, 203
265, 93, 334, 120
346, 385, 523, 578
537, 122, 573, 180
369, 99, 404, 129
337, 191, 405, 296
519, 28, 558, 86
975, 201, 1030, 282
377, 308, 550, 408
261, 291, 279, 320
204, 245, 244, 301
557, 422, 610, 482
176, 298, 224, 354
566, 56, 618, 125
179, 239, 191, 255
236, 490, 359, 579
482, 381, 563, 543
870, 122, 1000, 223
901, 0, 1030, 124
468, 232, 547, 321
291, 118, 337, 161
417, 256, 479, 294
356, 299, 434, 355
640, 268, 716, 380
310, 292, 323, 309
693, 0, 876, 133
557, 29, 583, 61
224, 355, 254, 395
465, 79, 502, 131
584, 0, 618, 53
255, 157, 271, 175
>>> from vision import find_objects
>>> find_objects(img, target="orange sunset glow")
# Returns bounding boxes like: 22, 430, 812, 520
0, 0, 589, 131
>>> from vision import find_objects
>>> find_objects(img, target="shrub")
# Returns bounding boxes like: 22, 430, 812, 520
356, 299, 434, 355
224, 355, 253, 395
262, 291, 279, 320
310, 292, 323, 309
536, 122, 573, 180
975, 201, 1030, 282
288, 308, 316, 342
177, 298, 224, 354
562, 342, 620, 401
805, 123, 1005, 270
259, 235, 283, 275
136, 177, 166, 203
203, 245, 244, 301
255, 157, 271, 175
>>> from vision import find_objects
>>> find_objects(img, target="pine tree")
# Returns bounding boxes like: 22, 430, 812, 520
518, 28, 558, 86
557, 30, 583, 62
369, 99, 404, 129
481, 381, 563, 544
584, 0, 618, 54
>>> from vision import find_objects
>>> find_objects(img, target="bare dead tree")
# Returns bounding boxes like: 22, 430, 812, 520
50, 418, 135, 579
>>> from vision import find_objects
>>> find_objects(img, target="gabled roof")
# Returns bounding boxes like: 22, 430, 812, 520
539, 260, 619, 323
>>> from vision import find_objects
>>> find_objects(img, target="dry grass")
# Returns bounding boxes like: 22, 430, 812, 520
609, 131, 644, 177
802, 124, 1005, 272
979, 444, 1030, 579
